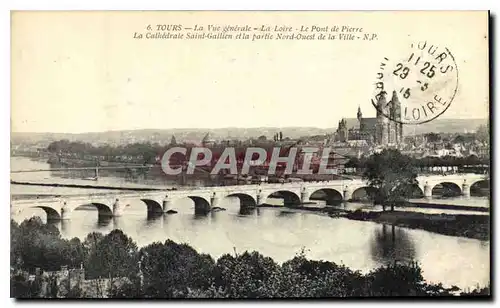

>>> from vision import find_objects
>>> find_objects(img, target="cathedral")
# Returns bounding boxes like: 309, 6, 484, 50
335, 90, 404, 146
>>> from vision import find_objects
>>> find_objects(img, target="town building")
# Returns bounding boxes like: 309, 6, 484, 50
335, 90, 404, 146
201, 132, 216, 147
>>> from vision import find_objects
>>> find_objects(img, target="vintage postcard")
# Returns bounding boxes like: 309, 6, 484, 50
10, 11, 490, 298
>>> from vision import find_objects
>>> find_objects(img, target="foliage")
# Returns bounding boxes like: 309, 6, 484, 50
10, 274, 43, 298
10, 217, 84, 272
11, 218, 490, 298
365, 261, 427, 296
140, 240, 215, 298
363, 149, 419, 211
425, 133, 441, 143
85, 230, 138, 280
47, 140, 165, 164
213, 251, 279, 298
108, 277, 143, 299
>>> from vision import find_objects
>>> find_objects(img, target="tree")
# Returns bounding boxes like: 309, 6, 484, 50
365, 261, 426, 296
108, 277, 143, 298
363, 149, 419, 211
14, 217, 70, 272
11, 220, 22, 269
85, 230, 138, 280
10, 274, 42, 298
425, 133, 441, 143
475, 124, 489, 143
345, 157, 361, 168
274, 254, 366, 297
170, 135, 177, 146
213, 251, 279, 298
257, 135, 267, 142
60, 237, 85, 269
82, 232, 104, 256
139, 240, 215, 298
454, 135, 465, 144
465, 154, 480, 166
279, 131, 283, 141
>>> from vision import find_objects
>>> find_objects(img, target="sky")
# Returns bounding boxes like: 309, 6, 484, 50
11, 11, 489, 133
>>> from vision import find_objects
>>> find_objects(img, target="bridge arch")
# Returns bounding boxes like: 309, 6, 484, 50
309, 188, 343, 205
75, 202, 113, 218
31, 206, 61, 221
187, 196, 211, 214
431, 182, 462, 197
470, 180, 490, 197
266, 190, 301, 207
351, 186, 378, 202
226, 193, 257, 208
140, 199, 164, 217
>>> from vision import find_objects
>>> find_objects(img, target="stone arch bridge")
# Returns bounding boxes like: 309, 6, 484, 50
11, 174, 488, 221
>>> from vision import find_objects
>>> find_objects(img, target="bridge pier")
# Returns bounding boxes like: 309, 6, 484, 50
210, 192, 220, 208
301, 188, 310, 203
424, 182, 432, 199
61, 202, 71, 220
257, 189, 266, 206
162, 195, 174, 213
462, 180, 471, 198
112, 198, 125, 217
343, 186, 352, 202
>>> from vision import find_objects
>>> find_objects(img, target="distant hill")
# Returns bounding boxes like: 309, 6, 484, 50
11, 118, 488, 146
11, 127, 332, 146
402, 118, 489, 135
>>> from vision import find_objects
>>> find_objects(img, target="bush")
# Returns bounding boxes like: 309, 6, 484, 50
10, 217, 490, 298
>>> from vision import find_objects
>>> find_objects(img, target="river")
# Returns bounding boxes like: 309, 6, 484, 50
10, 157, 490, 289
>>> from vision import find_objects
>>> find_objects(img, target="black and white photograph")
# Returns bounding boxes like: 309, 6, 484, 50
9, 10, 491, 299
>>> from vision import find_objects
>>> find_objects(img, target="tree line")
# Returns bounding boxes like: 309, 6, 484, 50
346, 154, 489, 169
47, 140, 163, 164
11, 217, 489, 298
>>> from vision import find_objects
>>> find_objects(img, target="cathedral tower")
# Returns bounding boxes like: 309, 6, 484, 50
390, 90, 403, 144
375, 91, 389, 145
357, 106, 364, 131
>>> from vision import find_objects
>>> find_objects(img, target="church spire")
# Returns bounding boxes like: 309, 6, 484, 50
376, 91, 387, 116
390, 90, 401, 118
391, 90, 400, 107
357, 105, 362, 121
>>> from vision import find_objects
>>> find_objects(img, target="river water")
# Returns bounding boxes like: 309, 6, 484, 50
10, 157, 490, 289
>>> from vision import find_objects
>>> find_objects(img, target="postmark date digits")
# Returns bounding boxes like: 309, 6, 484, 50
420, 62, 436, 78
393, 63, 410, 80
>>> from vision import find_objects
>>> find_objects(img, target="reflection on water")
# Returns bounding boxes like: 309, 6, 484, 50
238, 207, 258, 216
370, 224, 417, 265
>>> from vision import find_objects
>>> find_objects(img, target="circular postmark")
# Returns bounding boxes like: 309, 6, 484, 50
372, 41, 459, 125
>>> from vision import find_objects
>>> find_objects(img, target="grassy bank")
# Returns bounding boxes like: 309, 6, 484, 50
258, 204, 490, 241
345, 210, 490, 241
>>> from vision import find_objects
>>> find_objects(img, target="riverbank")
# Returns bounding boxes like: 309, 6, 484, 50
345, 210, 490, 241
258, 204, 490, 241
